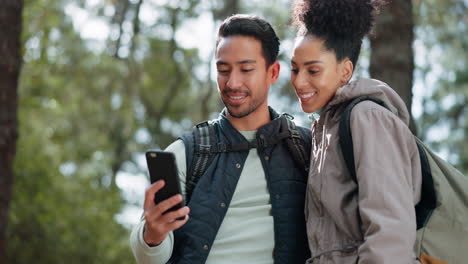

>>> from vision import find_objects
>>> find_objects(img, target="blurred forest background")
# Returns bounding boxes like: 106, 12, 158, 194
0, 0, 467, 263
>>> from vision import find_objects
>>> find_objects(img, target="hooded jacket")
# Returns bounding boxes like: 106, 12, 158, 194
306, 78, 422, 264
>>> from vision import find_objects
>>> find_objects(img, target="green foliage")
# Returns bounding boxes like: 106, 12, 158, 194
415, 0, 468, 174
7, 0, 467, 263
7, 3, 134, 260
7, 132, 133, 263
7, 0, 213, 263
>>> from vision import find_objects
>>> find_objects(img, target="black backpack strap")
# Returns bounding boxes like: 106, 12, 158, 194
338, 95, 436, 229
183, 121, 256, 202
185, 121, 218, 203
414, 140, 436, 229
338, 96, 388, 182
281, 113, 310, 173
184, 114, 311, 201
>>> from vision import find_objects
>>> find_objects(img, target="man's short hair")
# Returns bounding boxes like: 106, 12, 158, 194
216, 14, 280, 67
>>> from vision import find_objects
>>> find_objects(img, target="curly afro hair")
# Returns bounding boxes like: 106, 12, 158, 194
292, 0, 386, 68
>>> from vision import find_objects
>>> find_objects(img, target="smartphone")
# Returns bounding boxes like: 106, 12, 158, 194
145, 150, 185, 218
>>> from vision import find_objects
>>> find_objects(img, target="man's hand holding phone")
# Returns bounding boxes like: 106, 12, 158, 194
143, 150, 190, 246
142, 180, 190, 246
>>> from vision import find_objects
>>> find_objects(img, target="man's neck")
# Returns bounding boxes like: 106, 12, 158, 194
226, 105, 271, 131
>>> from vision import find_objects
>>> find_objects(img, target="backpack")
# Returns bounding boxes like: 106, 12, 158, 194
184, 113, 310, 203
338, 96, 468, 264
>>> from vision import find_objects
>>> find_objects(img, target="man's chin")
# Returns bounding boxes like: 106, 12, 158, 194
226, 106, 250, 119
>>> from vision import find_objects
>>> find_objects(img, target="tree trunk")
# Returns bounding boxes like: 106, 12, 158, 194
369, 0, 417, 134
0, 0, 23, 261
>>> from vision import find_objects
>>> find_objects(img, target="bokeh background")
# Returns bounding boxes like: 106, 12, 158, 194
1, 0, 467, 263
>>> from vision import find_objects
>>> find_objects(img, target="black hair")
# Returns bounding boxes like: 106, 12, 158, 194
216, 14, 280, 67
292, 0, 385, 68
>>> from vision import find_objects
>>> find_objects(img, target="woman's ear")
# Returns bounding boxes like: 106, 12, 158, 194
340, 58, 353, 84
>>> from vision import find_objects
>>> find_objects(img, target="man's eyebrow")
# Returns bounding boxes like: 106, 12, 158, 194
216, 60, 257, 66
237, 60, 256, 65
290, 60, 323, 66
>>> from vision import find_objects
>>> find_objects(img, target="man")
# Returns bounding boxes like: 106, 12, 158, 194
130, 14, 311, 264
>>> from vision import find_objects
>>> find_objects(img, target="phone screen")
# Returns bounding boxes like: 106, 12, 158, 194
145, 151, 184, 214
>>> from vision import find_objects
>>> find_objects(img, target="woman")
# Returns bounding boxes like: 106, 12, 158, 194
290, 0, 422, 263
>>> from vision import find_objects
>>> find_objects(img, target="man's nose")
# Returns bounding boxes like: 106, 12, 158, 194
226, 71, 242, 89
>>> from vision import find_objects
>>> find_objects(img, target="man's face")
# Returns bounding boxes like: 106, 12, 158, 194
215, 35, 276, 119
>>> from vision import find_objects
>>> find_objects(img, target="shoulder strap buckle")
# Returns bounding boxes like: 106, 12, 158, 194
197, 144, 212, 154
217, 143, 227, 152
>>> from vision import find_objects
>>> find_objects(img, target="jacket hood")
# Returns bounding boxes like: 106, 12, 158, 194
327, 78, 411, 126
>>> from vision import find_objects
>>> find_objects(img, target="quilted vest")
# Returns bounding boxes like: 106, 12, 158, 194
170, 108, 311, 264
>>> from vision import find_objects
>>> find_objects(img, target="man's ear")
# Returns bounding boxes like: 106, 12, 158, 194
340, 58, 353, 84
268, 61, 280, 84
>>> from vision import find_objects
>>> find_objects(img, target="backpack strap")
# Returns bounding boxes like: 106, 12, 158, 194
338, 95, 436, 229
185, 121, 218, 203
414, 140, 436, 229
338, 96, 388, 182
183, 121, 257, 202
281, 113, 310, 173
184, 114, 310, 202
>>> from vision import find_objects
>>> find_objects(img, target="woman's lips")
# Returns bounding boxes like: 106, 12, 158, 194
298, 92, 317, 103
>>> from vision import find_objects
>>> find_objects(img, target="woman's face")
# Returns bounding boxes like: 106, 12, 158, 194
290, 35, 352, 113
